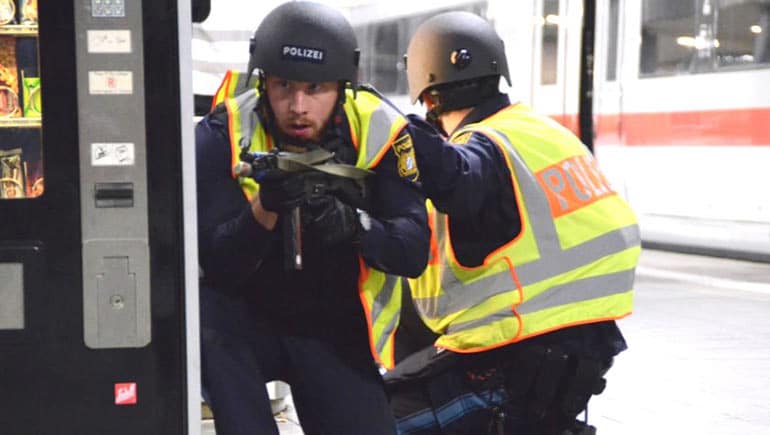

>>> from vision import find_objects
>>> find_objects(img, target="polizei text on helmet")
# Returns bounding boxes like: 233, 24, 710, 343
282, 45, 326, 64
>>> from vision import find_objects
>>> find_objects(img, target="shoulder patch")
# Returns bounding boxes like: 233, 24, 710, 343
451, 131, 473, 145
392, 132, 419, 182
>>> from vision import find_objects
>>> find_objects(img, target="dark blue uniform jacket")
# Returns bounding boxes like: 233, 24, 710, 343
196, 105, 429, 347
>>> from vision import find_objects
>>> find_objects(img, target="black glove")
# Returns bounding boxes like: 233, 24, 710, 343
325, 176, 370, 212
301, 194, 362, 246
258, 172, 309, 213
406, 113, 447, 172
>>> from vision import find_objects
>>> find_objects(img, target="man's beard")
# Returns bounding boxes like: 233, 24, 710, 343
275, 122, 325, 150
257, 98, 340, 153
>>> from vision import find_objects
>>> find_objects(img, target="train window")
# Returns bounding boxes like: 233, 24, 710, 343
640, 0, 770, 77
639, 1, 696, 76
0, 1, 42, 200
372, 22, 400, 94
541, 0, 559, 85
354, 2, 488, 96
714, 0, 770, 69
606, 0, 620, 81
355, 21, 405, 94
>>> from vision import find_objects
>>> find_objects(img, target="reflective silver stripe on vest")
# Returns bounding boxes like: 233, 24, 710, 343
362, 98, 402, 166
371, 274, 398, 325
514, 224, 639, 286
445, 268, 635, 334
233, 89, 258, 150
376, 313, 399, 356
234, 74, 259, 94
235, 74, 249, 92
370, 274, 399, 353
414, 127, 640, 322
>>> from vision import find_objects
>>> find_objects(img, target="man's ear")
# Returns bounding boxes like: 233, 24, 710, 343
421, 92, 436, 110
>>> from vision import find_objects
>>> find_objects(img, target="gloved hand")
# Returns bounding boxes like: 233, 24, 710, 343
326, 176, 370, 212
258, 172, 309, 213
406, 114, 447, 172
301, 194, 362, 246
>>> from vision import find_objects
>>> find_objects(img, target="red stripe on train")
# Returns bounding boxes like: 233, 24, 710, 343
550, 107, 770, 146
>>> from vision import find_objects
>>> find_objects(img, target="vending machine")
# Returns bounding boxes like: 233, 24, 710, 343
0, 1, 199, 433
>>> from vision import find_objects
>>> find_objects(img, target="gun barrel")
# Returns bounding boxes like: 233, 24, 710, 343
283, 207, 303, 270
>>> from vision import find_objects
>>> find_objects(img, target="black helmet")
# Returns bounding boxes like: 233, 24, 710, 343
405, 11, 511, 104
246, 1, 360, 87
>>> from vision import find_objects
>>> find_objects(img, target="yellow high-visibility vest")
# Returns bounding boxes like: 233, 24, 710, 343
211, 70, 258, 111
217, 74, 408, 369
409, 103, 641, 353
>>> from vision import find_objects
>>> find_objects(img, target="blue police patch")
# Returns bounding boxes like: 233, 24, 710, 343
393, 133, 419, 182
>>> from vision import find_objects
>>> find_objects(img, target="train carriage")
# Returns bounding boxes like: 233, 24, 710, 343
342, 0, 770, 261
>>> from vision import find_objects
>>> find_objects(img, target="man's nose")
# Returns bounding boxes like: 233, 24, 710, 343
288, 90, 308, 113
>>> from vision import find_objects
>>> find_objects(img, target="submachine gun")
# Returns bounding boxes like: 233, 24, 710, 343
233, 148, 372, 271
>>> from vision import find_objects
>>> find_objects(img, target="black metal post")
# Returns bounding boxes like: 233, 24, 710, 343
579, 0, 596, 153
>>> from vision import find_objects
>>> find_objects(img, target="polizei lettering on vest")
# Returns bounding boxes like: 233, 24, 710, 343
282, 45, 326, 64
536, 154, 616, 217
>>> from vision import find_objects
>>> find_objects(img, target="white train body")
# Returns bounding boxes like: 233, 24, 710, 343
348, 0, 770, 260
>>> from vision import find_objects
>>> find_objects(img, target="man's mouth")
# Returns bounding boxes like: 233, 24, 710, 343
288, 122, 312, 138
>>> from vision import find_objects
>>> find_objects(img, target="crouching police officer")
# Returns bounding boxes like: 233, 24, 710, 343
196, 2, 430, 434
384, 12, 641, 435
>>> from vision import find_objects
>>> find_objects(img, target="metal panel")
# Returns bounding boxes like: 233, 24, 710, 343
75, 0, 150, 348
0, 263, 24, 330
82, 240, 151, 348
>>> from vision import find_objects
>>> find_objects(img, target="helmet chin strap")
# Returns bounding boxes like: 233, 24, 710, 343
423, 75, 501, 135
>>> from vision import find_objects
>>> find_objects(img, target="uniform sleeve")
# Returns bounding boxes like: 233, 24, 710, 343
359, 127, 430, 278
196, 115, 278, 288
406, 115, 510, 219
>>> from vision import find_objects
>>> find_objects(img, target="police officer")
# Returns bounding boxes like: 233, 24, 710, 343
385, 11, 642, 435
196, 2, 429, 434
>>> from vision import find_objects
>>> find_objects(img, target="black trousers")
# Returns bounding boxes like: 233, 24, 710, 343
201, 287, 396, 435
387, 347, 534, 435
386, 334, 616, 435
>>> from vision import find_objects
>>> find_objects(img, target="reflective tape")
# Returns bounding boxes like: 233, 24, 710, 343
413, 126, 640, 325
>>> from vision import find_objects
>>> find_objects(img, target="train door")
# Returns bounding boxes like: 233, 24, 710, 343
591, 0, 631, 196
593, 0, 640, 206
0, 1, 199, 434
593, 0, 624, 148
531, 0, 583, 133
